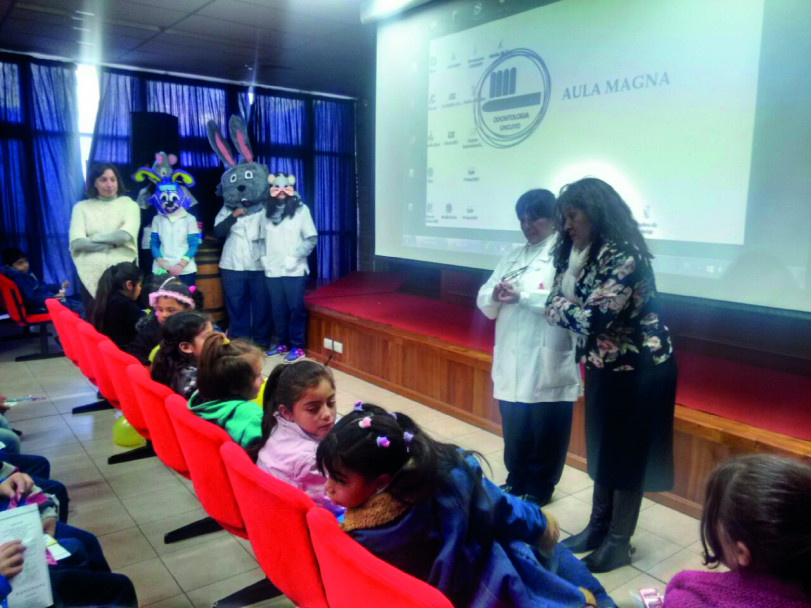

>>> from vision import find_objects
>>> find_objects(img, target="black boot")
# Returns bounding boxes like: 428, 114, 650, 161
582, 489, 643, 573
561, 483, 612, 553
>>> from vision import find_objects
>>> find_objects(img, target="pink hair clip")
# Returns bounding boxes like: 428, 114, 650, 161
359, 417, 372, 429
376, 436, 390, 448
189, 285, 196, 293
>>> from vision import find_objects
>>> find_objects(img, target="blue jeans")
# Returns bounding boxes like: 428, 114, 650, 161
499, 400, 573, 502
221, 269, 271, 346
267, 276, 308, 350
177, 272, 196, 287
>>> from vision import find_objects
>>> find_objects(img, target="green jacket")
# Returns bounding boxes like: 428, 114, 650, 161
187, 391, 263, 449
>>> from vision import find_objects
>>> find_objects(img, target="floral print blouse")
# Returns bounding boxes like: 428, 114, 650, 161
545, 240, 673, 372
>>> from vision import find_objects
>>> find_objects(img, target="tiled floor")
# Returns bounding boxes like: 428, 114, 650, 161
0, 330, 717, 607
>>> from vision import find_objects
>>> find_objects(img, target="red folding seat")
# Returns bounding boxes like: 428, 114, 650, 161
221, 441, 327, 608
306, 507, 453, 608
169, 402, 278, 604
77, 324, 119, 408
0, 275, 60, 361
59, 311, 110, 414
45, 299, 76, 364
98, 347, 155, 465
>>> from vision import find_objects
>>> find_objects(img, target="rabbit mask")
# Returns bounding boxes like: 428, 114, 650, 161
207, 115, 270, 215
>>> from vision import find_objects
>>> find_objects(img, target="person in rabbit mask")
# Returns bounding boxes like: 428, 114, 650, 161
209, 116, 272, 347
261, 172, 317, 362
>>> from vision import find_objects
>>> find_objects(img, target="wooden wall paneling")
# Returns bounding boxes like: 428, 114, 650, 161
306, 305, 810, 519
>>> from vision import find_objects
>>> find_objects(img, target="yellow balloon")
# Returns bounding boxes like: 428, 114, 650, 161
113, 415, 145, 447
253, 379, 266, 408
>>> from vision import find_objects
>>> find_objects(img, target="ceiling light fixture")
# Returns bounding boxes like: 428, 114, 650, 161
75, 10, 95, 16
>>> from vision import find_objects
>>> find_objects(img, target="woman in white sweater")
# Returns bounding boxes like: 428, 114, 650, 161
69, 163, 140, 305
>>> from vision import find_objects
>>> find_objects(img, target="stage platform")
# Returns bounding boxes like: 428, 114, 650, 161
306, 272, 811, 517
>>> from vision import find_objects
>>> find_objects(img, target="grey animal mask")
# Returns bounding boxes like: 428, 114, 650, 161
207, 115, 270, 215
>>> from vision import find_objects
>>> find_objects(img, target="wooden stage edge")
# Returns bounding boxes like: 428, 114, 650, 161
307, 305, 811, 520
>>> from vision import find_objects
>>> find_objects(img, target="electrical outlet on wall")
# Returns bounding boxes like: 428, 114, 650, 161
333, 341, 343, 354
323, 338, 334, 350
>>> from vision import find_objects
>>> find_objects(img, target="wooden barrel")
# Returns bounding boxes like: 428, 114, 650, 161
195, 238, 227, 324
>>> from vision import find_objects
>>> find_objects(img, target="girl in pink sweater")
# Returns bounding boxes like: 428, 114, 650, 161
664, 454, 810, 607
255, 361, 342, 516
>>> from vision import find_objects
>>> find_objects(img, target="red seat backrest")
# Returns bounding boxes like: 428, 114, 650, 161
0, 273, 29, 325
166, 397, 245, 536
220, 442, 328, 608
306, 508, 453, 608
59, 312, 97, 384
78, 324, 119, 407
99, 343, 148, 439
45, 299, 75, 363
127, 364, 186, 476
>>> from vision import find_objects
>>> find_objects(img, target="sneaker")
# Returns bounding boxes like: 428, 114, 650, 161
284, 348, 305, 362
499, 483, 520, 496
266, 345, 289, 357
520, 493, 551, 507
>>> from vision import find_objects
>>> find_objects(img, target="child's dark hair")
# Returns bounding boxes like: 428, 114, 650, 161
1, 247, 26, 267
148, 276, 204, 311
701, 454, 811, 590
196, 333, 262, 401
90, 262, 143, 333
261, 361, 334, 442
151, 311, 211, 388
316, 403, 470, 505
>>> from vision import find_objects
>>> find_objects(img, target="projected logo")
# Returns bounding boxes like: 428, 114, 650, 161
474, 49, 550, 148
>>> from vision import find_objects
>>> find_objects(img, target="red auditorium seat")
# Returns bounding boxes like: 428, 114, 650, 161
221, 441, 326, 608
77, 324, 119, 408
45, 299, 76, 365
306, 507, 453, 608
0, 274, 61, 361
99, 350, 155, 465
58, 311, 111, 415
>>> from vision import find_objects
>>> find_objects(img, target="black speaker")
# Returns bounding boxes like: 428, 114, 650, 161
130, 112, 180, 168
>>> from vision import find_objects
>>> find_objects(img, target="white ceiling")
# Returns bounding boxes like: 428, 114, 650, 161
0, 0, 377, 98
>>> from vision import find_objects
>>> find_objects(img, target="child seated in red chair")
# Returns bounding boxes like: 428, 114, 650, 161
316, 403, 612, 608
255, 360, 343, 516
1, 247, 79, 313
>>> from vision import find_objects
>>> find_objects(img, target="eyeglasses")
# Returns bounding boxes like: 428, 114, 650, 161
501, 266, 527, 282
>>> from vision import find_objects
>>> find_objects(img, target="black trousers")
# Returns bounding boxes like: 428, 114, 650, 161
499, 400, 573, 501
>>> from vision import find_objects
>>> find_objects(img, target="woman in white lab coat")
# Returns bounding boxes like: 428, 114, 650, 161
477, 189, 581, 506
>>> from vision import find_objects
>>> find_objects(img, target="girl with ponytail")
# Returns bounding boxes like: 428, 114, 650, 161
150, 311, 213, 398
316, 404, 613, 608
89, 261, 144, 347
187, 333, 264, 449
255, 361, 341, 516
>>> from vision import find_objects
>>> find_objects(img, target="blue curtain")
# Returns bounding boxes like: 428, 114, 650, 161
89, 70, 144, 166
314, 100, 357, 283
0, 56, 83, 286
89, 69, 244, 231
250, 93, 357, 284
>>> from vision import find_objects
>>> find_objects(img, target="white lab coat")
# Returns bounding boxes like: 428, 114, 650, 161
476, 234, 580, 404
260, 205, 317, 278
214, 206, 265, 271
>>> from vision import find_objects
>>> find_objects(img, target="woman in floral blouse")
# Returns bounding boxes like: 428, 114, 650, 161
545, 177, 677, 574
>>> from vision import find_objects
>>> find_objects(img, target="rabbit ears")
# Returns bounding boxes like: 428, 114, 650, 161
207, 115, 254, 168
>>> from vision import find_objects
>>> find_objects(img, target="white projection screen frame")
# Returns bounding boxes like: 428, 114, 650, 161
374, 0, 811, 314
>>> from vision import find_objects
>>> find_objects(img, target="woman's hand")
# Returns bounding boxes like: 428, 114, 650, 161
0, 473, 34, 499
0, 540, 25, 579
232, 208, 247, 218
491, 283, 504, 302
41, 517, 56, 537
497, 282, 520, 303
539, 509, 560, 552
